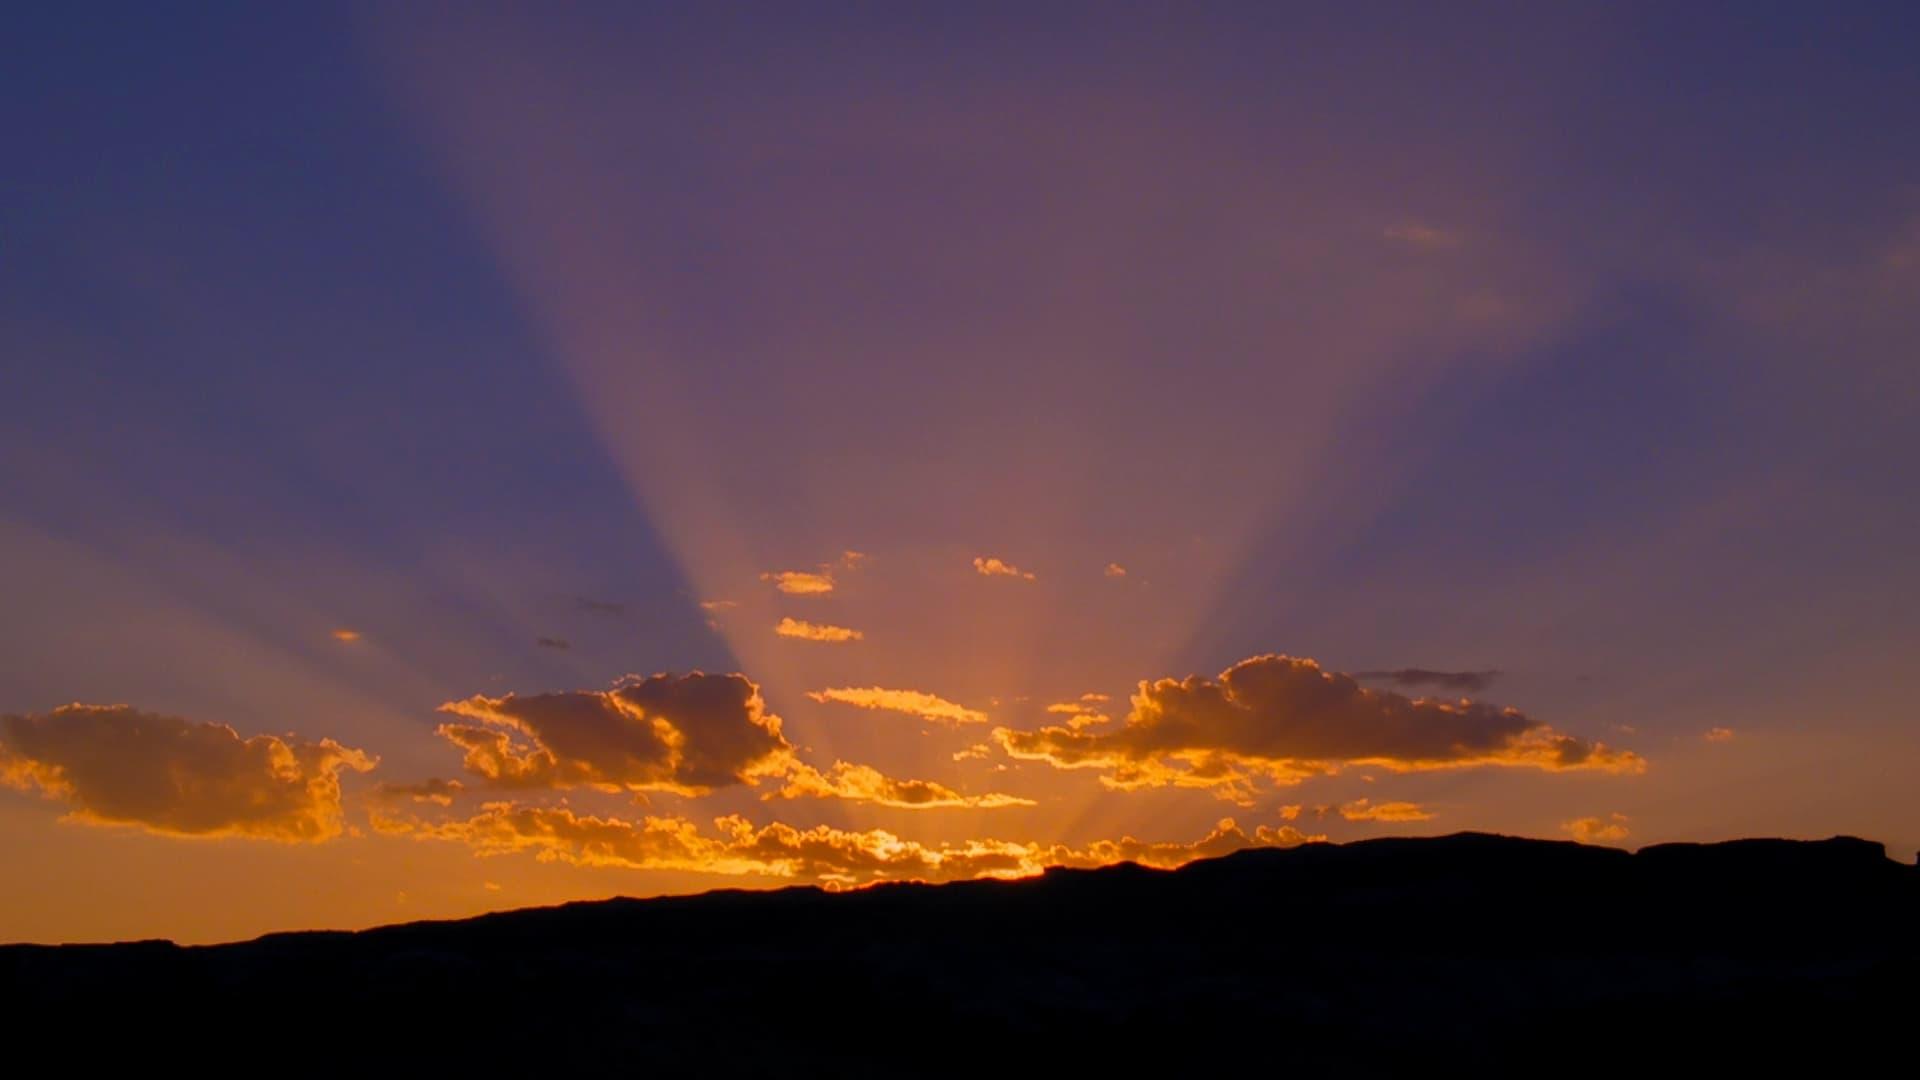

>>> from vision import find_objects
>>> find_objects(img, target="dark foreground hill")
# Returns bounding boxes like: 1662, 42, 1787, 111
4, 833, 1916, 1073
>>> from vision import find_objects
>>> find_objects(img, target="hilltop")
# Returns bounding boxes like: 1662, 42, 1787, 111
4, 833, 1914, 1073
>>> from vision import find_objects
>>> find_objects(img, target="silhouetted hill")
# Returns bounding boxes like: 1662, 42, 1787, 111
4, 833, 1915, 1073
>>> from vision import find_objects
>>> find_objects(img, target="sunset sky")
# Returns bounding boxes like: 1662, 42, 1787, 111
5, 3, 1918, 944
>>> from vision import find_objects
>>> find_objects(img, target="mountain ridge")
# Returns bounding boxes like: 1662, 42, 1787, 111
5, 832, 1914, 1072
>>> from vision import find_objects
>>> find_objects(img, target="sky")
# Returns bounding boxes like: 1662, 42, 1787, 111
3, 2, 1918, 944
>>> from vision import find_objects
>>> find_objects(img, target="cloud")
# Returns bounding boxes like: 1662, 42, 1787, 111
774, 617, 863, 643
331, 629, 362, 643
375, 805, 1319, 886
0, 704, 375, 841
973, 556, 1035, 580
575, 597, 626, 617
435, 672, 793, 795
1329, 798, 1434, 822
770, 761, 1032, 810
1104, 563, 1127, 578
761, 551, 866, 597
1563, 813, 1630, 844
808, 687, 987, 726
536, 636, 570, 650
1703, 727, 1735, 742
762, 571, 835, 595
435, 672, 1011, 815
373, 778, 465, 806
1353, 668, 1501, 693
995, 655, 1642, 797
699, 600, 738, 611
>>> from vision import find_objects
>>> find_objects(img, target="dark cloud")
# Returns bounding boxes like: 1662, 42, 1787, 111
372, 778, 465, 806
1353, 668, 1502, 693
437, 672, 793, 795
575, 597, 626, 617
0, 704, 376, 841
536, 637, 571, 650
434, 672, 1012, 810
996, 654, 1640, 797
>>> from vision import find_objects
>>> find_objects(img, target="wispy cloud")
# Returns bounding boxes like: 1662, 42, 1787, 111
808, 687, 987, 725
771, 761, 1032, 809
375, 805, 1319, 885
1327, 798, 1433, 822
762, 571, 835, 595
1353, 668, 1501, 693
761, 550, 867, 596
774, 617, 863, 643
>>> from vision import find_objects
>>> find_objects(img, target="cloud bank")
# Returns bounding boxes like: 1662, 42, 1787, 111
997, 655, 1641, 798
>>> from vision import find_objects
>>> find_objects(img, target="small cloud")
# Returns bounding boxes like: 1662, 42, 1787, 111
483, 881, 502, 892
331, 629, 362, 643
536, 637, 570, 650
1353, 668, 1501, 693
1079, 692, 1109, 703
575, 597, 626, 617
1278, 804, 1303, 820
762, 571, 835, 596
952, 744, 992, 761
1383, 222, 1460, 249
973, 556, 1035, 580
761, 551, 866, 598
809, 687, 987, 725
1563, 813, 1631, 844
699, 600, 738, 611
1330, 798, 1434, 823
1703, 727, 1736, 743
775, 617, 863, 643
1104, 563, 1127, 578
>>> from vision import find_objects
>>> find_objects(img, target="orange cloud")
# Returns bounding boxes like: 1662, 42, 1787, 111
973, 556, 1035, 580
775, 617, 863, 642
1330, 798, 1434, 822
0, 704, 375, 841
1704, 727, 1736, 742
331, 629, 362, 643
762, 571, 835, 595
770, 761, 1032, 810
1104, 562, 1127, 578
807, 687, 987, 725
995, 655, 1642, 796
375, 805, 1320, 886
373, 778, 465, 806
436, 672, 793, 795
760, 551, 866, 596
1563, 813, 1631, 844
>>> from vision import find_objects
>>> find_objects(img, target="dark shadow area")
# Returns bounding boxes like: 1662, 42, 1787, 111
4, 833, 1914, 1074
